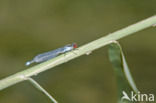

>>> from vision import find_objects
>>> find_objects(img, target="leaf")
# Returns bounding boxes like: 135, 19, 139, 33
108, 41, 138, 103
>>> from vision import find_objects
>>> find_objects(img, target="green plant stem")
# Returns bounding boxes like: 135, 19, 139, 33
0, 15, 156, 90
27, 78, 58, 103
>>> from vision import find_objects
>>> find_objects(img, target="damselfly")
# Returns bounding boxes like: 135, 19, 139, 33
26, 43, 77, 66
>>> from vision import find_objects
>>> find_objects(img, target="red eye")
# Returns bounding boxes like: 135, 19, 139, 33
73, 43, 77, 48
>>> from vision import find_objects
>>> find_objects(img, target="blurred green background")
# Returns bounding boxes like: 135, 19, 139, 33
0, 0, 156, 103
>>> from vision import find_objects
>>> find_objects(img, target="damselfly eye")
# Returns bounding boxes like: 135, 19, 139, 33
73, 43, 77, 48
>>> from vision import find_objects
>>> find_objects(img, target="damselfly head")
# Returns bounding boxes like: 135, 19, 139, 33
72, 43, 77, 49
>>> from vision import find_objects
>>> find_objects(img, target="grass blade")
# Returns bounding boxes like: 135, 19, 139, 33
27, 78, 58, 103
108, 41, 138, 103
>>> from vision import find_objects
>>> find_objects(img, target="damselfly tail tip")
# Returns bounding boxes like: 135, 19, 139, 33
25, 60, 34, 66
25, 61, 31, 66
